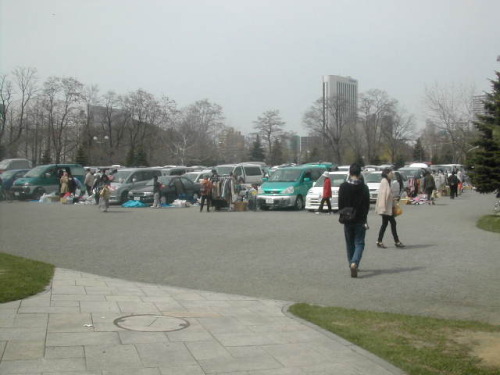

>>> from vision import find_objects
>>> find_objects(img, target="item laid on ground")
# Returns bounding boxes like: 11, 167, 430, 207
122, 200, 148, 208
233, 201, 248, 211
172, 199, 190, 207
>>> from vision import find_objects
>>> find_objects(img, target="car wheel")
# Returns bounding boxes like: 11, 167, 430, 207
32, 188, 45, 201
294, 195, 304, 210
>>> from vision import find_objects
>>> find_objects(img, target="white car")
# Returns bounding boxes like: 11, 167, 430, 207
184, 170, 213, 183
305, 171, 349, 212
364, 171, 383, 202
364, 171, 407, 202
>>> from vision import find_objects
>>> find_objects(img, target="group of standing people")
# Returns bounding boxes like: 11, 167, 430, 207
59, 169, 85, 203
338, 165, 405, 278
83, 168, 111, 211
199, 170, 242, 212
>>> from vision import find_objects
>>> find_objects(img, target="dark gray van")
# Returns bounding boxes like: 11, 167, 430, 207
0, 158, 32, 173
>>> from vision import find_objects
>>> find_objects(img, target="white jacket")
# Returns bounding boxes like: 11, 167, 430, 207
375, 178, 394, 216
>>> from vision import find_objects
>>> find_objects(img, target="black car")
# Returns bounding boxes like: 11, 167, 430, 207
128, 176, 200, 204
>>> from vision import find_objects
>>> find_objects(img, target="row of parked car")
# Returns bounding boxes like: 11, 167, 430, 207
0, 160, 270, 204
1, 159, 457, 211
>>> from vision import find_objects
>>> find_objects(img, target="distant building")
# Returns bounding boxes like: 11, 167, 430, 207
322, 75, 358, 125
472, 95, 487, 120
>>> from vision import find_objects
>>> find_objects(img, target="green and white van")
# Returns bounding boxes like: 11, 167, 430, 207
11, 164, 85, 200
257, 165, 326, 210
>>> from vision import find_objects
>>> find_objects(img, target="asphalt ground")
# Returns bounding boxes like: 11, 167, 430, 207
1, 191, 499, 325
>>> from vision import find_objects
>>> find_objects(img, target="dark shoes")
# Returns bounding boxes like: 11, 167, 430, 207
395, 242, 405, 248
350, 263, 358, 278
376, 242, 387, 248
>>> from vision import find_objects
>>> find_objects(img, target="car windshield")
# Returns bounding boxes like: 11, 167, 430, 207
145, 176, 174, 186
315, 175, 347, 187
398, 169, 420, 178
268, 169, 302, 182
111, 170, 133, 183
215, 166, 234, 175
0, 170, 18, 179
364, 173, 383, 183
0, 160, 10, 169
24, 166, 46, 178
244, 166, 262, 176
184, 173, 197, 182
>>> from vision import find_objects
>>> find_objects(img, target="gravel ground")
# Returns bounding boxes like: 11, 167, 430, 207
1, 191, 499, 324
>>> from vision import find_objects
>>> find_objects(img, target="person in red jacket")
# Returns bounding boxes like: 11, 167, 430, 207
317, 171, 332, 214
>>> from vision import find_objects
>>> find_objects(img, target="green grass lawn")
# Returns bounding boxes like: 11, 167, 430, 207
0, 252, 54, 303
477, 215, 500, 233
289, 304, 500, 375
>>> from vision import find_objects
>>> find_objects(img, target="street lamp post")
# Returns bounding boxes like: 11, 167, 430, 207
92, 136, 109, 165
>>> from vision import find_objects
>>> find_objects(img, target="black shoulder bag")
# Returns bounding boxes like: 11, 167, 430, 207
338, 207, 356, 224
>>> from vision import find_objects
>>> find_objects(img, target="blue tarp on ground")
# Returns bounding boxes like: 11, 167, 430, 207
122, 200, 148, 208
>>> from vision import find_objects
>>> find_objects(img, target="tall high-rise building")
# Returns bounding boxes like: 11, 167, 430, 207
322, 75, 358, 125
472, 95, 487, 120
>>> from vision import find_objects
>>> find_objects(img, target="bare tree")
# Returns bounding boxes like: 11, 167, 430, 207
303, 96, 353, 164
122, 89, 163, 145
424, 82, 476, 163
79, 84, 101, 162
42, 76, 83, 163
253, 109, 285, 162
382, 105, 415, 163
0, 74, 13, 157
14, 67, 38, 157
173, 99, 225, 165
358, 89, 397, 163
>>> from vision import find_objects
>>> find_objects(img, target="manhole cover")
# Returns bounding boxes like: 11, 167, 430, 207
113, 314, 190, 332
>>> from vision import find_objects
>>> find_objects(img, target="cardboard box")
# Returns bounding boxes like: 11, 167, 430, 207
233, 201, 248, 212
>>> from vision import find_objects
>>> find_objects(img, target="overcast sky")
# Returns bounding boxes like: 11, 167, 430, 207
1, 0, 499, 135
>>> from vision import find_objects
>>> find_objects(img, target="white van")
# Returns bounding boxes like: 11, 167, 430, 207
305, 171, 349, 212
215, 163, 264, 185
0, 158, 32, 173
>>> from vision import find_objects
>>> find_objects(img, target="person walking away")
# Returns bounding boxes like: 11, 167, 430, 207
375, 168, 405, 249
151, 175, 161, 208
92, 172, 104, 205
84, 168, 95, 196
199, 176, 212, 212
317, 171, 332, 214
448, 171, 459, 199
423, 170, 436, 205
99, 175, 111, 212
338, 163, 370, 278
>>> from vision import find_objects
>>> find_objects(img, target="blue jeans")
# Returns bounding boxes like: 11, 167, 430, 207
344, 223, 366, 267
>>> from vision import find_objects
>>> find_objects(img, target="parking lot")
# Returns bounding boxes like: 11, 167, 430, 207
1, 191, 499, 324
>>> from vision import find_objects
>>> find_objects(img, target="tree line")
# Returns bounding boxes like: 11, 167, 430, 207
0, 66, 491, 169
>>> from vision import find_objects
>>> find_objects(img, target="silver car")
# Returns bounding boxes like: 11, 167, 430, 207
108, 168, 162, 204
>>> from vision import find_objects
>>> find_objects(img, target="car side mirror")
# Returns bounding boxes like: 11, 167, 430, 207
132, 178, 137, 183
304, 177, 311, 182
45, 173, 51, 178
262, 177, 268, 182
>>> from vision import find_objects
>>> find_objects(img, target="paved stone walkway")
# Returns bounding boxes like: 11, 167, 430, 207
0, 268, 405, 375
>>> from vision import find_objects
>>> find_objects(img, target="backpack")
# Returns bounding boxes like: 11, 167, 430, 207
448, 175, 458, 186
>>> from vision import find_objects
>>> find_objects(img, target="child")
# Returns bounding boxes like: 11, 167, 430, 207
99, 176, 111, 212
